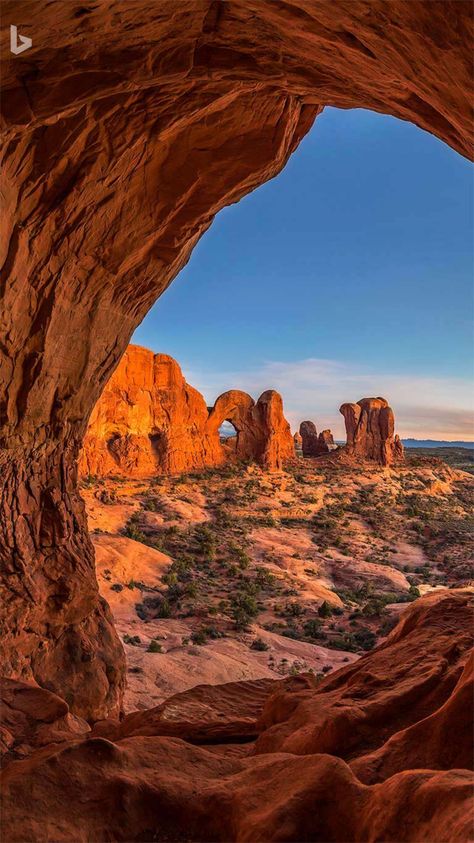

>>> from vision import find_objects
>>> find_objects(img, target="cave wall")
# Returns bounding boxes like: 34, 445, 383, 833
1, 0, 472, 717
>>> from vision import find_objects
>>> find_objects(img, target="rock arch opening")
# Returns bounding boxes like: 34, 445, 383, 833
0, 0, 472, 716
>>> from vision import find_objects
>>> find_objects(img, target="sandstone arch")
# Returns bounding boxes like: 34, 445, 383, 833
1, 0, 472, 716
207, 389, 294, 469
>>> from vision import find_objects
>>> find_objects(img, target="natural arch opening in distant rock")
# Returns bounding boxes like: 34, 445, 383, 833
1, 0, 472, 717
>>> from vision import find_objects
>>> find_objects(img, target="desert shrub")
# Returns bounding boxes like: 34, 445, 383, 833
255, 567, 278, 591
155, 598, 172, 618
231, 592, 259, 630
282, 626, 303, 640
285, 602, 304, 618
123, 634, 141, 646
354, 628, 377, 651
147, 639, 163, 653
303, 618, 324, 639
124, 523, 148, 543
251, 638, 269, 651
111, 583, 123, 593
142, 497, 158, 511
191, 629, 208, 645
201, 625, 222, 639
318, 600, 332, 618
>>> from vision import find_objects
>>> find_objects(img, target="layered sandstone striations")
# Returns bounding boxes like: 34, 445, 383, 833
340, 397, 404, 466
1, 591, 472, 842
81, 346, 294, 477
0, 0, 472, 720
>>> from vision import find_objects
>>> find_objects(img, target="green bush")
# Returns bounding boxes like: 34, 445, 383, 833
303, 618, 325, 639
318, 600, 332, 618
354, 628, 377, 651
231, 592, 259, 630
147, 639, 163, 653
123, 634, 141, 646
251, 638, 269, 651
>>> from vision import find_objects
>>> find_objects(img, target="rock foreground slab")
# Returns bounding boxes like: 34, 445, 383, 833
1, 590, 472, 843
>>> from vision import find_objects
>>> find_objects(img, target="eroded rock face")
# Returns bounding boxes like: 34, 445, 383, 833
317, 429, 335, 454
80, 345, 223, 477
0, 0, 471, 719
1, 590, 472, 843
340, 397, 404, 465
208, 389, 294, 470
81, 347, 294, 476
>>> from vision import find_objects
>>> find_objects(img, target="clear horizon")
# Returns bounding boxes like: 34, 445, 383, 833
133, 107, 474, 441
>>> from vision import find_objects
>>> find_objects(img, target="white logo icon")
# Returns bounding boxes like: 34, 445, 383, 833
10, 25, 32, 55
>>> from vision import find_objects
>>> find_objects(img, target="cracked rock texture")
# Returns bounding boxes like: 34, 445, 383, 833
0, 0, 472, 719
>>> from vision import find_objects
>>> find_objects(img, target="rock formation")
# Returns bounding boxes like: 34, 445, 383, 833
80, 345, 223, 478
317, 429, 335, 453
208, 389, 294, 471
300, 421, 335, 457
299, 421, 319, 456
340, 397, 404, 466
81, 345, 294, 477
0, 0, 471, 732
293, 431, 302, 451
1, 590, 472, 842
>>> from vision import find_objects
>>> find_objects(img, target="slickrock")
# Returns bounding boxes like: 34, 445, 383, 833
254, 590, 473, 761
1, 591, 472, 843
340, 397, 405, 465
0, 680, 89, 763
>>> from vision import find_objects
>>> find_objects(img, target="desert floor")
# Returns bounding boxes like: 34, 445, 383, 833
82, 453, 473, 711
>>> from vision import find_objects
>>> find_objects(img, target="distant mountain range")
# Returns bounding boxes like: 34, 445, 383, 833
401, 439, 474, 449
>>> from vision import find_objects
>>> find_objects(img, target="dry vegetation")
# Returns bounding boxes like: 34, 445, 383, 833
82, 453, 473, 709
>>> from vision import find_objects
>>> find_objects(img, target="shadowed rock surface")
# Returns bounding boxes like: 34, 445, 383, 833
1, 591, 472, 842
300, 420, 319, 457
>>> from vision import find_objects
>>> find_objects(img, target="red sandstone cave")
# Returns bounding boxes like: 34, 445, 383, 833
0, 2, 473, 840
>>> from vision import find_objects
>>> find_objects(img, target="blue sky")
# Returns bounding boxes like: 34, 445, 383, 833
133, 107, 473, 440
